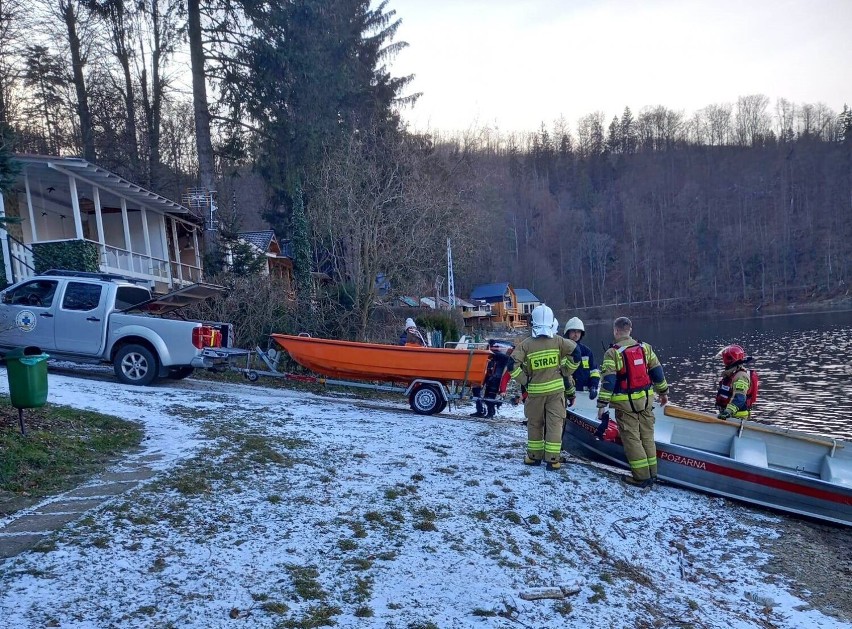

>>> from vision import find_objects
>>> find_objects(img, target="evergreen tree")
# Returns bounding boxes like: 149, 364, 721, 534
839, 104, 852, 144
620, 106, 636, 154
606, 116, 620, 154
0, 123, 19, 193
290, 180, 312, 293
232, 0, 414, 233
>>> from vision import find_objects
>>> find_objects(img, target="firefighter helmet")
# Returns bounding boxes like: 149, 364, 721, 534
563, 316, 585, 338
721, 344, 746, 366
530, 304, 555, 337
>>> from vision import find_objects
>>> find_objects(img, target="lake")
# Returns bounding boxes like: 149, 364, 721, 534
577, 309, 852, 441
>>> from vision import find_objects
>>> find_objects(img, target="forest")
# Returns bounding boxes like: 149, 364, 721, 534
0, 0, 850, 337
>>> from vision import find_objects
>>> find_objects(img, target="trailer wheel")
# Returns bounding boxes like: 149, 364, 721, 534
245, 370, 259, 382
114, 344, 159, 386
409, 384, 444, 415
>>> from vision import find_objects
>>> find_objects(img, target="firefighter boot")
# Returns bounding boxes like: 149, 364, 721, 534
545, 461, 561, 472
621, 475, 653, 488
523, 456, 541, 466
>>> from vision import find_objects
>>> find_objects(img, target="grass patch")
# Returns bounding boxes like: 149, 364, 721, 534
472, 608, 497, 617
0, 399, 142, 502
504, 511, 523, 524
260, 601, 290, 614
588, 583, 607, 603
344, 557, 373, 571
280, 603, 341, 628
354, 606, 374, 617
337, 539, 357, 551
285, 565, 325, 600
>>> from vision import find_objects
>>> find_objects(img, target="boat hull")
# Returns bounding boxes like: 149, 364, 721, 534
270, 334, 492, 385
562, 399, 852, 527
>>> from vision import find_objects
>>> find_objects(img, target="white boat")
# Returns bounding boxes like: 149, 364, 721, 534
563, 396, 852, 527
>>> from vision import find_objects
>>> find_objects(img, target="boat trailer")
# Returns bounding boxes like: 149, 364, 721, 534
228, 343, 497, 416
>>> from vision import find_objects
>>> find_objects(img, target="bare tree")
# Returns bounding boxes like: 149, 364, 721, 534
735, 94, 771, 146
308, 129, 466, 340
0, 0, 28, 125
137, 0, 182, 187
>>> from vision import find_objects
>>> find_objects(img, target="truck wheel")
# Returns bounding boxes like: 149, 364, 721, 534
409, 384, 444, 415
114, 344, 159, 386
167, 366, 195, 380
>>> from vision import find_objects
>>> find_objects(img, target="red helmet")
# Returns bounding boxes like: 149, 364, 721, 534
721, 344, 746, 366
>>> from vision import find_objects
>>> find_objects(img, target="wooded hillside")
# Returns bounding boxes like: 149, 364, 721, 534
0, 0, 849, 320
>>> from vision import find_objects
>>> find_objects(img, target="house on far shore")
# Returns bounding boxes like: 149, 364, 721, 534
514, 288, 541, 319
469, 282, 526, 328
238, 230, 295, 293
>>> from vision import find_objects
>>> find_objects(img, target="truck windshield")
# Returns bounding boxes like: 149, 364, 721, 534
115, 286, 151, 310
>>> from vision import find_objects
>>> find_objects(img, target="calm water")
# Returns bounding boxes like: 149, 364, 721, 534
578, 310, 852, 441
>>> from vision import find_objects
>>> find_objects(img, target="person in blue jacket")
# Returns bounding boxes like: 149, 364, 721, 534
562, 317, 600, 399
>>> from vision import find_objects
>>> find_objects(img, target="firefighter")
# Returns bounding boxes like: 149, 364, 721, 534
715, 344, 757, 419
596, 316, 669, 487
470, 340, 515, 418
562, 317, 600, 400
510, 304, 581, 471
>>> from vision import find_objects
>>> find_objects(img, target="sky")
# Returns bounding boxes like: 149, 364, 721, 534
0, 368, 849, 627
386, 0, 852, 134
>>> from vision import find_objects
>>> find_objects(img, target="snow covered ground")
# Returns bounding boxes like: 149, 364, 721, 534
0, 370, 848, 628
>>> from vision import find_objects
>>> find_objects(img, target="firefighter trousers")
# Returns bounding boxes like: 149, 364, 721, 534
524, 392, 566, 464
615, 407, 657, 481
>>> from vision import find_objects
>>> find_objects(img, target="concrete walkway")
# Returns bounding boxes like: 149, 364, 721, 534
0, 455, 162, 560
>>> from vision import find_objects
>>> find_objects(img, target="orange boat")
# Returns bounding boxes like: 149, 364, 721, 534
270, 334, 492, 385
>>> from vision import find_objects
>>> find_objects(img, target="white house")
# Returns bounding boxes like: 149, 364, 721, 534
0, 155, 204, 292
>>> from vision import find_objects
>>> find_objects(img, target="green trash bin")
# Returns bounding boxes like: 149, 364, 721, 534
5, 346, 50, 409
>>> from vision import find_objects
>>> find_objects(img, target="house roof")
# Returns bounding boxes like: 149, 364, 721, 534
514, 288, 540, 303
13, 154, 193, 217
470, 282, 510, 301
239, 230, 276, 252
455, 297, 476, 308
398, 296, 419, 308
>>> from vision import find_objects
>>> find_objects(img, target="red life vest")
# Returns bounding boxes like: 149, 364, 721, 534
716, 369, 759, 410
613, 342, 652, 393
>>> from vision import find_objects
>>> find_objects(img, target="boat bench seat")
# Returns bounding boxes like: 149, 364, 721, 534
821, 456, 852, 487
655, 419, 675, 444
730, 436, 768, 468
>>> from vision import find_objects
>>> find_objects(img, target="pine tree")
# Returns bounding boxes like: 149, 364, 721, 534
0, 123, 19, 193
290, 181, 312, 294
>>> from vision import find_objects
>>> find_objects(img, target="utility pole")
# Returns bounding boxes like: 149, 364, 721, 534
447, 238, 456, 308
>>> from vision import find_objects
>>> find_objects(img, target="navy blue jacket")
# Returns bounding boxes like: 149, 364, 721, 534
572, 341, 600, 390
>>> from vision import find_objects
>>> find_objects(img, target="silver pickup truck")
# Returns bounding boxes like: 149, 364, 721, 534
0, 270, 237, 385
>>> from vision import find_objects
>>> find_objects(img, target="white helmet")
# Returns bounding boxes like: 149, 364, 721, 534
563, 316, 585, 338
530, 304, 555, 338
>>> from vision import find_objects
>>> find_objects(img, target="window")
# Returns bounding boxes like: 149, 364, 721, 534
3, 280, 59, 308
62, 282, 103, 311
115, 286, 151, 310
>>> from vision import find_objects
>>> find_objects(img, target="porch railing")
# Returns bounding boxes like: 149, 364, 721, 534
8, 236, 36, 283
170, 261, 203, 284
101, 243, 170, 281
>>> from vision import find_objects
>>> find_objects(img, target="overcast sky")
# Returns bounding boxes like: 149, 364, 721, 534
386, 0, 852, 134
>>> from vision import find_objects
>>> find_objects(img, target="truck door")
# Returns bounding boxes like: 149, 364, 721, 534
54, 281, 107, 355
0, 279, 60, 351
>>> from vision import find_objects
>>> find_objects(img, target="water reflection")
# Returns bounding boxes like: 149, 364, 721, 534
579, 310, 852, 441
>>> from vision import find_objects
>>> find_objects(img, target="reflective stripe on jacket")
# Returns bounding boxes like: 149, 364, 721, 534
510, 335, 580, 396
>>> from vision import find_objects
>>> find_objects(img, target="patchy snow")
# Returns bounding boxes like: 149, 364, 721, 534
0, 370, 848, 628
